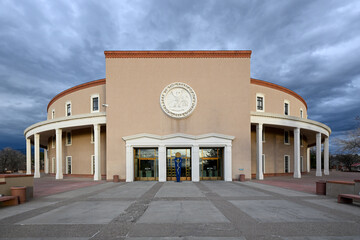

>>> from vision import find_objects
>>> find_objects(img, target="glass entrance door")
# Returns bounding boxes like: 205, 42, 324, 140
167, 148, 191, 181
200, 148, 224, 180
134, 148, 158, 181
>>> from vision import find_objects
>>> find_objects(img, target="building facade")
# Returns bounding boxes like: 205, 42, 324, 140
24, 51, 331, 181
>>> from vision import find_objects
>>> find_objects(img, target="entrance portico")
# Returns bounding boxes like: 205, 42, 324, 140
123, 133, 234, 182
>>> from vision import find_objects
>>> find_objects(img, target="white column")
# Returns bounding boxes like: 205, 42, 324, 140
34, 133, 40, 178
191, 144, 200, 182
44, 148, 49, 174
93, 124, 101, 181
316, 132, 322, 177
293, 128, 301, 178
125, 144, 133, 182
224, 144, 232, 181
307, 147, 310, 173
256, 123, 264, 180
56, 128, 63, 179
26, 138, 32, 175
324, 137, 329, 175
158, 144, 166, 182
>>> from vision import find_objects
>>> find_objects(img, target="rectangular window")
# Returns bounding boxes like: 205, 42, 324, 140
51, 157, 55, 173
300, 156, 304, 172
257, 97, 263, 111
262, 127, 265, 142
284, 155, 290, 173
284, 102, 289, 115
66, 103, 71, 116
51, 109, 55, 119
300, 134, 303, 147
52, 136, 55, 148
91, 155, 95, 174
91, 128, 94, 143
66, 132, 72, 146
284, 130, 290, 144
262, 154, 265, 173
66, 156, 72, 174
300, 109, 303, 118
93, 97, 99, 112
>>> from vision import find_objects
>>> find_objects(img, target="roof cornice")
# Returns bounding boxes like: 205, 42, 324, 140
104, 50, 252, 58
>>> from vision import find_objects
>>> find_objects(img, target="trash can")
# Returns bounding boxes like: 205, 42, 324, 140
11, 186, 27, 203
316, 180, 326, 195
239, 174, 246, 182
113, 175, 119, 183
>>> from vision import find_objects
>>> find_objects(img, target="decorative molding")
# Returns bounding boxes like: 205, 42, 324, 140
251, 78, 307, 110
104, 50, 252, 59
160, 82, 197, 119
47, 79, 106, 111
122, 133, 235, 141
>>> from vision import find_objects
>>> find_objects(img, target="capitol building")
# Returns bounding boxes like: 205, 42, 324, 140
24, 51, 331, 182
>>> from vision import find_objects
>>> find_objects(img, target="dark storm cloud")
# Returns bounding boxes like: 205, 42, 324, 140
0, 0, 359, 152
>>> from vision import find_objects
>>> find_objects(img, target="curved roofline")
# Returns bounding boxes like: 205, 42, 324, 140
47, 78, 106, 112
104, 50, 252, 58
251, 78, 308, 109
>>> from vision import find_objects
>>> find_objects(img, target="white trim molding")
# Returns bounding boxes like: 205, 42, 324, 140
91, 94, 100, 113
123, 133, 234, 182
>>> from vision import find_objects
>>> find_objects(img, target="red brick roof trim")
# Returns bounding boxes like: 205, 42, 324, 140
251, 78, 308, 110
47, 79, 106, 112
104, 50, 252, 58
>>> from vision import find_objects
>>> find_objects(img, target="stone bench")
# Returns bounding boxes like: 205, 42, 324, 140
0, 195, 19, 207
337, 194, 360, 204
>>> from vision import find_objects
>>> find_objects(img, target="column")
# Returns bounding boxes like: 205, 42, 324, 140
293, 128, 301, 178
316, 132, 322, 177
56, 128, 63, 179
324, 136, 329, 175
307, 147, 310, 172
93, 124, 101, 181
256, 123, 264, 180
191, 144, 199, 182
44, 148, 49, 174
26, 138, 31, 175
224, 144, 232, 181
158, 144, 166, 182
34, 133, 40, 178
125, 144, 133, 182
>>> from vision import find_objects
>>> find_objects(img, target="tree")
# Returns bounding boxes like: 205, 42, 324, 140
337, 116, 360, 154
331, 154, 359, 172
0, 148, 26, 173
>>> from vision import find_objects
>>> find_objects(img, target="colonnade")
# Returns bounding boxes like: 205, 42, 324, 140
255, 123, 330, 180
25, 124, 102, 181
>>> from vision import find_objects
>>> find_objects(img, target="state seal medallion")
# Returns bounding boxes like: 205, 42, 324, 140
160, 82, 197, 119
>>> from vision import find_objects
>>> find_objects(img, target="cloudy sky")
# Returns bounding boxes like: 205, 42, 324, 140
0, 0, 359, 152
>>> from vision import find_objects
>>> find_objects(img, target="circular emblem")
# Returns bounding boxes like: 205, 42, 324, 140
160, 82, 197, 119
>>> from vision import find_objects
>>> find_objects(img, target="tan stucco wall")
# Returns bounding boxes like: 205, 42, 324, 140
106, 58, 251, 180
47, 127, 106, 175
251, 126, 308, 175
47, 84, 106, 120
250, 84, 307, 118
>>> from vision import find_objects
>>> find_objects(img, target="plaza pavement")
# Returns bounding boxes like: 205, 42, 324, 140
0, 177, 360, 239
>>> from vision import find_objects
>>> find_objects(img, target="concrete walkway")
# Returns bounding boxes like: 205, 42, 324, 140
1, 180, 360, 240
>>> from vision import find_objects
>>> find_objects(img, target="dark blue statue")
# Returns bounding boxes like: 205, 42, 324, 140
174, 155, 182, 182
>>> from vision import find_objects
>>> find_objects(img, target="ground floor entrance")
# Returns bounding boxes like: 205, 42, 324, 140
134, 148, 158, 181
167, 148, 192, 181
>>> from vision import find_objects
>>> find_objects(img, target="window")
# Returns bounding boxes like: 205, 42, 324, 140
91, 155, 95, 174
91, 128, 94, 143
284, 130, 290, 145
51, 109, 55, 119
52, 136, 55, 148
66, 132, 72, 146
66, 156, 72, 174
51, 157, 55, 173
65, 101, 72, 116
300, 108, 303, 118
284, 100, 290, 115
262, 154, 265, 173
262, 127, 265, 142
91, 95, 100, 113
300, 134, 304, 147
284, 155, 290, 173
256, 93, 265, 112
300, 156, 304, 172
